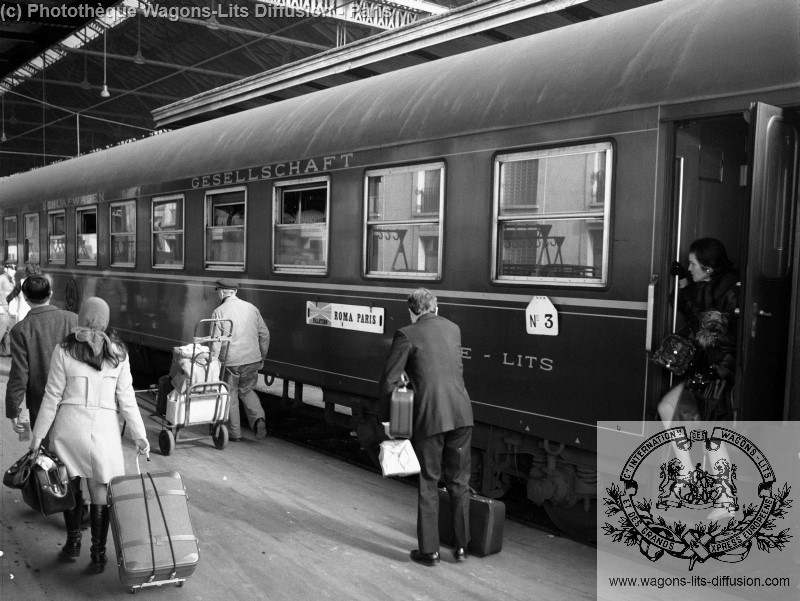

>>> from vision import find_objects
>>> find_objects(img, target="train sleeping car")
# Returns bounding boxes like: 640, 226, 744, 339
0, 0, 798, 541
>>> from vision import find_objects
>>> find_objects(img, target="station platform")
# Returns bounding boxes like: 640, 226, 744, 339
0, 357, 596, 600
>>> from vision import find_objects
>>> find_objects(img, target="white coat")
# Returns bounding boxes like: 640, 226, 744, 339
32, 344, 147, 483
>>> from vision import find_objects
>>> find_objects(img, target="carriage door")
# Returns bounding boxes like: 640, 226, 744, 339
737, 102, 798, 420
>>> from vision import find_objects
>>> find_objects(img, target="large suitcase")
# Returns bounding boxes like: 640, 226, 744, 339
389, 379, 414, 438
438, 488, 505, 556
108, 459, 199, 592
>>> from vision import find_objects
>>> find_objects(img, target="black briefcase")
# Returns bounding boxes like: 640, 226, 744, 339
438, 488, 505, 556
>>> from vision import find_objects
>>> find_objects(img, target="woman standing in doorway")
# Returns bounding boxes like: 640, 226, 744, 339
657, 238, 739, 520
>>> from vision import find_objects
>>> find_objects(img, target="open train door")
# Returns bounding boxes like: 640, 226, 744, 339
736, 102, 798, 420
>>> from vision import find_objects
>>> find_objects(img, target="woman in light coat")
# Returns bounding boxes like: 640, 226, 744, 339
30, 297, 150, 573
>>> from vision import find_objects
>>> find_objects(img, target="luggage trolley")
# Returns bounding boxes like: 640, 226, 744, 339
150, 318, 233, 455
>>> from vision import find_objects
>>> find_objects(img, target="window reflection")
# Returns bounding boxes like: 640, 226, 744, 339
365, 163, 443, 278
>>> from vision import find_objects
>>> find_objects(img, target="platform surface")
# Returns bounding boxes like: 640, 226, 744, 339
0, 356, 596, 600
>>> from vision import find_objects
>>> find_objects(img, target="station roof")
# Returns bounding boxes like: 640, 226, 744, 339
0, 0, 659, 178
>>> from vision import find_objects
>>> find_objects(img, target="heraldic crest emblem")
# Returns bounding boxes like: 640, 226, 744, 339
603, 426, 792, 570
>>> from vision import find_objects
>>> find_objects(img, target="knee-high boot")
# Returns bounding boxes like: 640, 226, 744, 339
89, 504, 110, 573
61, 478, 83, 559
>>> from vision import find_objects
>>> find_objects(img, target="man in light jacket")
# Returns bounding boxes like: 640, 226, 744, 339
211, 279, 270, 441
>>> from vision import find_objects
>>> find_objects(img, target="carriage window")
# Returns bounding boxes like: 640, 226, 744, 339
110, 200, 136, 267
23, 214, 39, 264
492, 143, 612, 286
76, 206, 98, 266
3, 216, 17, 265
48, 211, 65, 264
273, 177, 329, 274
152, 196, 184, 268
364, 162, 444, 279
206, 188, 245, 270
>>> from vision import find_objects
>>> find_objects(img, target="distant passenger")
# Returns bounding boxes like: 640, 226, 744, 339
6, 275, 78, 431
378, 288, 474, 566
0, 261, 17, 355
229, 207, 245, 225
7, 263, 42, 324
211, 279, 270, 442
656, 238, 738, 520
29, 297, 149, 571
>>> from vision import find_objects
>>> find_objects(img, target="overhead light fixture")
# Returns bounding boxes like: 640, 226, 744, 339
100, 30, 111, 98
207, 1, 219, 29
1, 94, 7, 143
133, 13, 145, 65
80, 53, 91, 90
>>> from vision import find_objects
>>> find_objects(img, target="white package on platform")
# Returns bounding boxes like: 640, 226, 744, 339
165, 387, 228, 426
378, 439, 420, 477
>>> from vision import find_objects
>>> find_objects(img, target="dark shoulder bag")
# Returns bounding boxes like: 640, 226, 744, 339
651, 334, 696, 376
3, 450, 36, 489
20, 447, 76, 516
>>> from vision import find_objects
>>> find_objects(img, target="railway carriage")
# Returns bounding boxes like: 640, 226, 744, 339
1, 0, 798, 539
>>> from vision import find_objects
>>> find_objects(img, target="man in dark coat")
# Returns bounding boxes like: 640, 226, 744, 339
6, 275, 78, 433
379, 288, 474, 566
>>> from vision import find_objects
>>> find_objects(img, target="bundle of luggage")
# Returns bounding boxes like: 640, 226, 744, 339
156, 344, 225, 425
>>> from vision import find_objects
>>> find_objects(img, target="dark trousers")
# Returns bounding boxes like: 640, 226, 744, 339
412, 426, 472, 553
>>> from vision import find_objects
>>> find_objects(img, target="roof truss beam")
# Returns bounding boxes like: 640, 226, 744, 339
254, 0, 447, 30
59, 46, 245, 80
153, 0, 592, 126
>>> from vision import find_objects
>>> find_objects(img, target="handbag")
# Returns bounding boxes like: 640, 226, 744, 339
21, 447, 76, 516
652, 334, 696, 376
3, 450, 36, 490
378, 439, 421, 477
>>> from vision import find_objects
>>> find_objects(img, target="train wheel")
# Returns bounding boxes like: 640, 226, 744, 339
212, 424, 229, 449
543, 499, 597, 543
159, 429, 175, 456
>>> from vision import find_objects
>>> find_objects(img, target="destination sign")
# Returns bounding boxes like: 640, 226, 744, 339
306, 301, 384, 334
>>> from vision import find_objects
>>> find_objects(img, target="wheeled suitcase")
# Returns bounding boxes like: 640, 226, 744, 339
438, 488, 505, 556
389, 377, 414, 438
108, 457, 199, 592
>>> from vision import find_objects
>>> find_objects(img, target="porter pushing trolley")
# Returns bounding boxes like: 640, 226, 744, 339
150, 318, 233, 455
